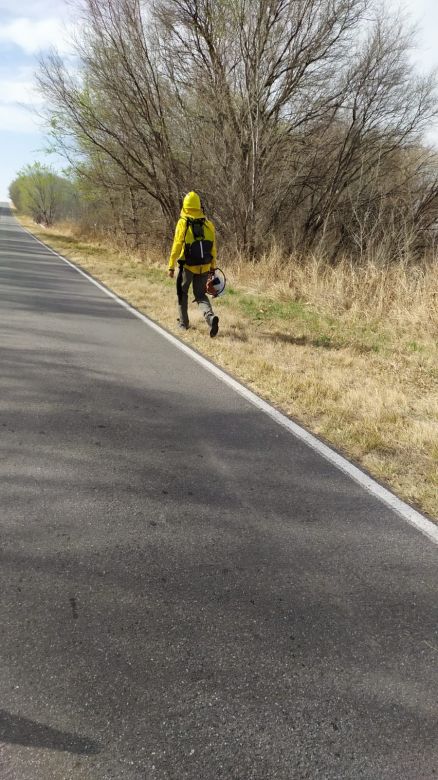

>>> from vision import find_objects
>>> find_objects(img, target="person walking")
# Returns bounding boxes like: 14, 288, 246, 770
168, 192, 219, 337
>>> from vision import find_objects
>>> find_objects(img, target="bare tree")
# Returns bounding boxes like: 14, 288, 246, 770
37, 0, 438, 260
38, 0, 184, 226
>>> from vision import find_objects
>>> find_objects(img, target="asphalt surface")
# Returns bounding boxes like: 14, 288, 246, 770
0, 204, 437, 780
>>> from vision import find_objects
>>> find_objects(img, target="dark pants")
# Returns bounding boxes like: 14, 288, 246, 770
178, 268, 215, 328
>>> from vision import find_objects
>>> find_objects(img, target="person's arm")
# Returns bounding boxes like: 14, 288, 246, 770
168, 218, 186, 277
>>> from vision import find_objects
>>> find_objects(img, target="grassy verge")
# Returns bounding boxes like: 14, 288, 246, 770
20, 217, 438, 521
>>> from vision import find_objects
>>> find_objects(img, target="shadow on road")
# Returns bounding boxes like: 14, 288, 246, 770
0, 710, 99, 755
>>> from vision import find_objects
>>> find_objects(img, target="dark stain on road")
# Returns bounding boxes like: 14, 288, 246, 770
70, 597, 79, 620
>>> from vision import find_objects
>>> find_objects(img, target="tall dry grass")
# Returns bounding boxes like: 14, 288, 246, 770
228, 244, 438, 334
54, 219, 438, 334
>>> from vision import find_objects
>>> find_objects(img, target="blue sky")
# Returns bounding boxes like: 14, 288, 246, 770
0, 0, 73, 200
1, 0, 438, 200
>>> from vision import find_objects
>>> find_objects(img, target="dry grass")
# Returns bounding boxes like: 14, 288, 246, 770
229, 243, 438, 330
20, 217, 438, 521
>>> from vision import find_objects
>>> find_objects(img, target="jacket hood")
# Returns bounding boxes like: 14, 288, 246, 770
180, 191, 204, 219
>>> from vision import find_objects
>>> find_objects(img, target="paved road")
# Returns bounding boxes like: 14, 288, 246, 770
0, 204, 437, 779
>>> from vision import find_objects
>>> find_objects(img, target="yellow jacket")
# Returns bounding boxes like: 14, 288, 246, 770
168, 191, 216, 275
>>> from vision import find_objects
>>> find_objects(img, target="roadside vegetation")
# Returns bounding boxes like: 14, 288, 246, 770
9, 163, 78, 227
9, 0, 438, 519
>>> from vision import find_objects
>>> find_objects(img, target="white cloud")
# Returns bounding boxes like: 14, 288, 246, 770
0, 0, 71, 20
0, 66, 46, 133
0, 16, 74, 55
396, 0, 438, 72
0, 68, 43, 105
0, 103, 42, 133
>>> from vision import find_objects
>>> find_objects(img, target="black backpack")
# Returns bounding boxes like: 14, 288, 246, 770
184, 218, 213, 264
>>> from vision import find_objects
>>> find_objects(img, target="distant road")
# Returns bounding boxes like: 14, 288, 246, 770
0, 204, 437, 779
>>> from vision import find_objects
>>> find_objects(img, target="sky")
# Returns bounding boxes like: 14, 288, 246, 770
0, 0, 74, 200
1, 0, 438, 200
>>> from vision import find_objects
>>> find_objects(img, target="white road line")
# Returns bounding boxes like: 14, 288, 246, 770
20, 223, 438, 545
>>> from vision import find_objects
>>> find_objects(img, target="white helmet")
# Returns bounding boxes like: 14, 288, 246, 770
206, 268, 226, 298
